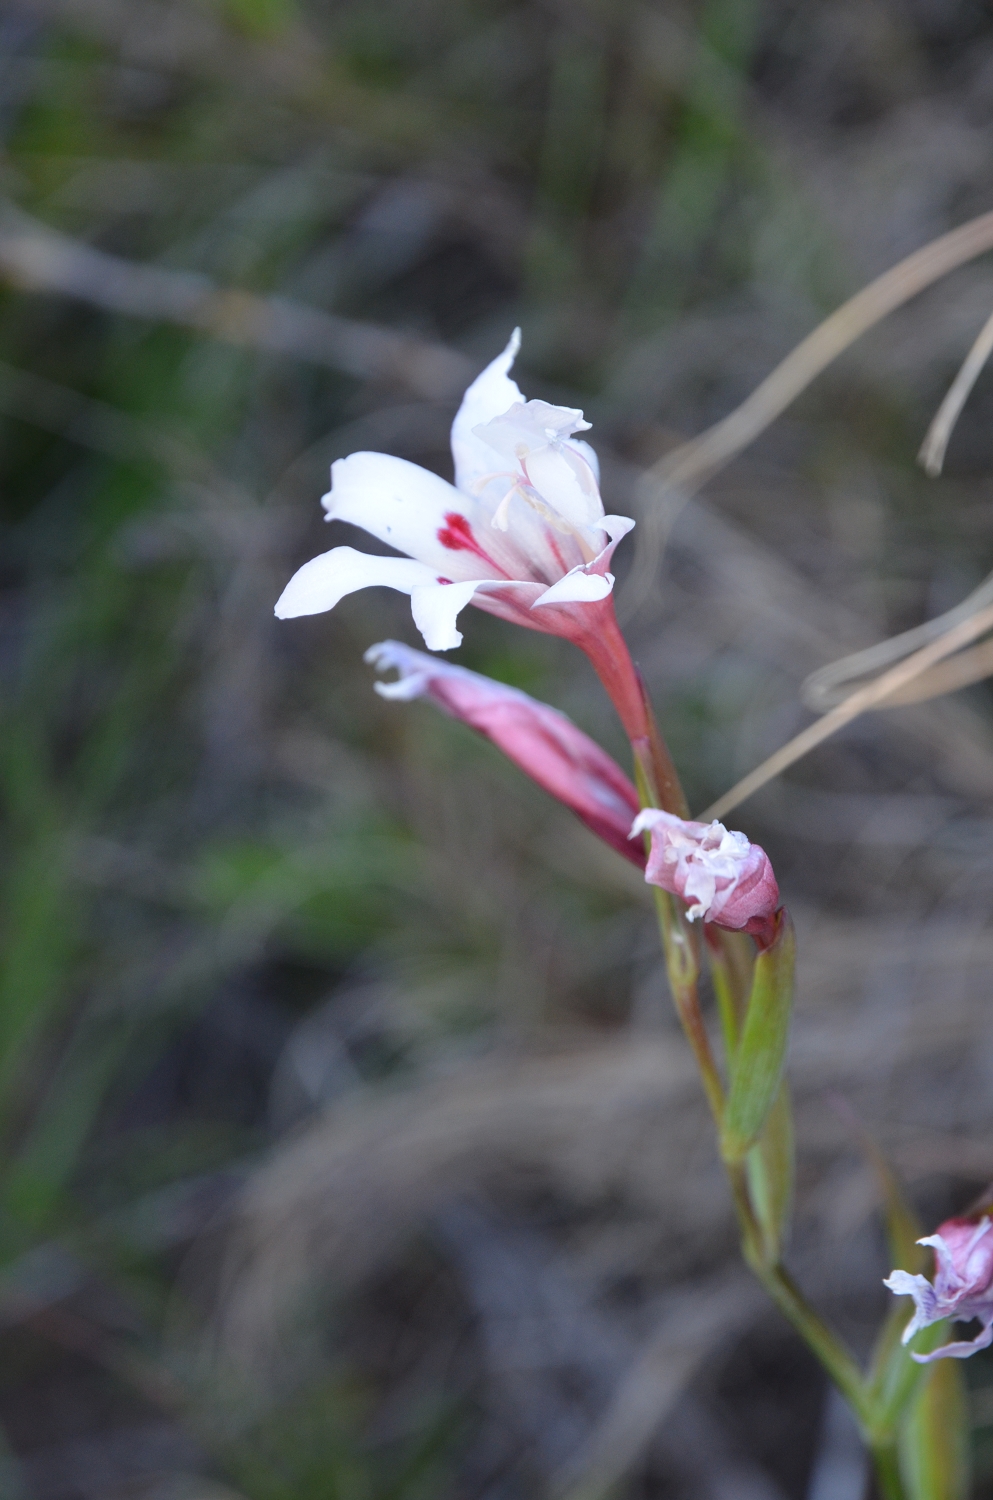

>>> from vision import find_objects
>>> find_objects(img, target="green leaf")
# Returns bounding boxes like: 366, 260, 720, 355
899, 1359, 970, 1500
721, 910, 795, 1162
705, 924, 755, 1061
830, 1102, 932, 1429
745, 1081, 794, 1262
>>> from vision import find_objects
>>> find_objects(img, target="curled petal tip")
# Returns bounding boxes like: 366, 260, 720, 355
532, 569, 614, 609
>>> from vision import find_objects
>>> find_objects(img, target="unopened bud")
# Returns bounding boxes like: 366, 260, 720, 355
630, 809, 779, 936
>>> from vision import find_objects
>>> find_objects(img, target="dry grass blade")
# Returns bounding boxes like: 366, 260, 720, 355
919, 305, 993, 476
801, 571, 993, 712
626, 210, 993, 622
701, 598, 993, 822
647, 208, 993, 500
0, 202, 473, 400
867, 637, 993, 707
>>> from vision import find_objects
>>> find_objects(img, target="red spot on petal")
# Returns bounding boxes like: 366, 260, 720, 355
438, 512, 480, 552
437, 511, 510, 576
437, 576, 453, 585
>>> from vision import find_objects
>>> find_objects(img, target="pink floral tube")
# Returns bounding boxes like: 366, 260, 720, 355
630, 809, 780, 938
366, 640, 644, 866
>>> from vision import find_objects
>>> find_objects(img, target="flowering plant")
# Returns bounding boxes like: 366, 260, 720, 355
886, 1214, 993, 1361
276, 331, 652, 750
278, 334, 971, 1500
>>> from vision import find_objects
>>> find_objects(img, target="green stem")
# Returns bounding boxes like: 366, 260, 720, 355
727, 1162, 871, 1429
623, 654, 905, 1486
653, 889, 724, 1124
870, 1440, 907, 1500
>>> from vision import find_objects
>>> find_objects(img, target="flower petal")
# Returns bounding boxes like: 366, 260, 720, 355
451, 328, 524, 492
884, 1270, 938, 1343
912, 1319, 993, 1363
522, 444, 604, 531
600, 514, 636, 543
633, 809, 780, 932
532, 569, 615, 608
473, 399, 605, 531
409, 580, 480, 650
322, 452, 491, 578
572, 437, 600, 484
474, 398, 590, 457
274, 546, 437, 619
365, 639, 644, 864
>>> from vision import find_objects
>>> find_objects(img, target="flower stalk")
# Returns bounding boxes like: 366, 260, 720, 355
628, 648, 913, 1497
651, 886, 724, 1126
288, 332, 960, 1500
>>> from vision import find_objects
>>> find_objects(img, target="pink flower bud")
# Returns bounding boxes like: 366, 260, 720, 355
366, 641, 644, 866
630, 809, 780, 936
885, 1214, 993, 1361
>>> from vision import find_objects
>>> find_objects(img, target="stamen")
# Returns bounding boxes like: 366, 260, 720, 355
491, 495, 512, 531
518, 457, 600, 558
473, 462, 600, 564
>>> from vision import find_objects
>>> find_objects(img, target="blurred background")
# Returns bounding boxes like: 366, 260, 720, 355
3, 1, 993, 1496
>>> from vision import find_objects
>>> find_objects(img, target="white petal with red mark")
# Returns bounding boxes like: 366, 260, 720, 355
409, 580, 480, 651
451, 329, 524, 492
321, 452, 485, 577
322, 450, 534, 583
274, 546, 438, 618
533, 568, 614, 608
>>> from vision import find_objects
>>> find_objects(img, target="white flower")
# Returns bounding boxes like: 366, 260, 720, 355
274, 330, 634, 651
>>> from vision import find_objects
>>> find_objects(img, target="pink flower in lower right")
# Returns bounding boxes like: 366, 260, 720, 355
631, 809, 780, 945
885, 1215, 993, 1361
